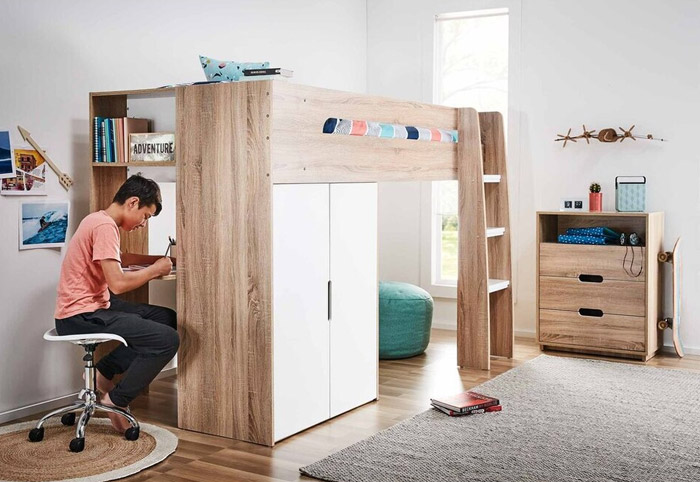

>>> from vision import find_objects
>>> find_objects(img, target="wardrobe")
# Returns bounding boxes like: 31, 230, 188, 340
273, 183, 378, 441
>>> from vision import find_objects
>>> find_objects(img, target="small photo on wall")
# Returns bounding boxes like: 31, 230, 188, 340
0, 131, 13, 179
19, 201, 69, 250
1, 148, 47, 195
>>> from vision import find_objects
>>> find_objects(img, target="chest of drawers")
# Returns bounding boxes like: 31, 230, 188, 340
536, 212, 663, 361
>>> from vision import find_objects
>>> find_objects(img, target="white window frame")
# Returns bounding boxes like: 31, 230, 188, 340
419, 2, 521, 300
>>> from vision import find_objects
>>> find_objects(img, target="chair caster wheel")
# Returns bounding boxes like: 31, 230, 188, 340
28, 427, 44, 442
125, 426, 140, 441
61, 413, 76, 426
69, 437, 85, 453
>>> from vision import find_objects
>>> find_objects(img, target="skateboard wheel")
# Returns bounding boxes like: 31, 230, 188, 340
658, 320, 668, 330
658, 252, 669, 262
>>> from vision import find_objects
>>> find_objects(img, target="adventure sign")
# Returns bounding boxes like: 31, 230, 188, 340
129, 132, 175, 162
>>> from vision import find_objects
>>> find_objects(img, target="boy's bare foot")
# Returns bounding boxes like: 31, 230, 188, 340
100, 392, 132, 434
82, 371, 115, 395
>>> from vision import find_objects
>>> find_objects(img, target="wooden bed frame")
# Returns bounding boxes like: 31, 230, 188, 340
89, 80, 513, 446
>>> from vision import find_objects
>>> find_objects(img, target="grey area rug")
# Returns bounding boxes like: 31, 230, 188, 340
301, 355, 700, 482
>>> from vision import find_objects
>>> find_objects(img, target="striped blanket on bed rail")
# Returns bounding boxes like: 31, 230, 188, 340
323, 118, 458, 143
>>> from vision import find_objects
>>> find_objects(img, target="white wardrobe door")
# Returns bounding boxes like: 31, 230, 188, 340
330, 183, 378, 418
273, 184, 330, 441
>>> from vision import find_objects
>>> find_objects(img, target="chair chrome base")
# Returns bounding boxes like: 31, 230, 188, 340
28, 342, 139, 452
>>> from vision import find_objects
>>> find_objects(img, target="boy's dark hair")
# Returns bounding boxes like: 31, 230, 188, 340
113, 175, 162, 216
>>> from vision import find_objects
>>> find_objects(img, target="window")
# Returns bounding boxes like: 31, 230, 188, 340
425, 8, 509, 293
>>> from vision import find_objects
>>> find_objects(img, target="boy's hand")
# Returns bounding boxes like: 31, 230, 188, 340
152, 257, 173, 277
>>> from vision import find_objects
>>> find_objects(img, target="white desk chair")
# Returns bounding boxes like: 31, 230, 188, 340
28, 328, 140, 452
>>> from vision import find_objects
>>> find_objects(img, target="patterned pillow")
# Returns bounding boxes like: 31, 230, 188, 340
199, 55, 270, 82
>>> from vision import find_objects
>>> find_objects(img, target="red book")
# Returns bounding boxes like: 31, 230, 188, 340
432, 403, 502, 416
430, 391, 499, 413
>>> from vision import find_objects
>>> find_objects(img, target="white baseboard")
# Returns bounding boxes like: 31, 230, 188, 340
660, 344, 700, 356
0, 367, 177, 425
431, 320, 456, 330
514, 329, 536, 339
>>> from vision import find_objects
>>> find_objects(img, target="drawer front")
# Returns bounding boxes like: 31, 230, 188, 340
539, 309, 645, 352
539, 243, 645, 282
539, 276, 646, 317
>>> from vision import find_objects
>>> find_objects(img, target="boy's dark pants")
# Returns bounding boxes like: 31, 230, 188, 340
55, 294, 179, 407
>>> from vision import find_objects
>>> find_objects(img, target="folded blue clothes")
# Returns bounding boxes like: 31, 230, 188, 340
565, 226, 620, 239
558, 234, 616, 245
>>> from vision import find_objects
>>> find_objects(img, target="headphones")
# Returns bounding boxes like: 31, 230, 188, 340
619, 232, 642, 246
620, 232, 644, 277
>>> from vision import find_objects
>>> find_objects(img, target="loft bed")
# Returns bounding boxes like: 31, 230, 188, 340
89, 80, 513, 446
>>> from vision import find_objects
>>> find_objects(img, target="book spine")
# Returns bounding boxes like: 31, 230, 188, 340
243, 68, 281, 76
457, 399, 500, 413
107, 119, 113, 163
432, 404, 502, 416
111, 119, 117, 162
93, 117, 98, 162
101, 119, 107, 163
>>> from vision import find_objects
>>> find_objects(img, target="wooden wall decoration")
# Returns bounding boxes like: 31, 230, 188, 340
555, 125, 667, 147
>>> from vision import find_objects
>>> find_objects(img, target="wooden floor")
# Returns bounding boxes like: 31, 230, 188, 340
19, 330, 700, 481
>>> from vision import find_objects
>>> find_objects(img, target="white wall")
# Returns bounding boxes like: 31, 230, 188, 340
370, 0, 700, 351
0, 0, 366, 418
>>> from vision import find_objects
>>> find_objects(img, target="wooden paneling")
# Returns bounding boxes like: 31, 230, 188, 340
539, 309, 645, 352
271, 133, 457, 183
457, 108, 489, 369
177, 82, 273, 445
480, 112, 513, 359
540, 243, 646, 282
540, 276, 646, 317
270, 82, 458, 183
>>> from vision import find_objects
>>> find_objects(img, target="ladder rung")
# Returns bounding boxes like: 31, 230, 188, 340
488, 279, 510, 293
487, 227, 506, 238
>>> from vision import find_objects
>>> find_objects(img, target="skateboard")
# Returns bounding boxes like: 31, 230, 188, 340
658, 237, 684, 357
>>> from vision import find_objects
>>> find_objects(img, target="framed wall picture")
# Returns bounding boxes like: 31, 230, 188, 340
0, 131, 14, 179
1, 148, 47, 195
19, 201, 69, 249
129, 132, 175, 162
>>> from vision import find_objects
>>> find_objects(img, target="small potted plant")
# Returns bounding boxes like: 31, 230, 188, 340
589, 182, 602, 212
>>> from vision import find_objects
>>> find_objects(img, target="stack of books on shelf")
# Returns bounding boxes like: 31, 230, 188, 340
242, 67, 293, 80
93, 117, 149, 163
430, 391, 501, 417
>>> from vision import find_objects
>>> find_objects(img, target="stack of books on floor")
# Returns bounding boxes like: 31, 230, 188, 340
93, 117, 150, 163
242, 67, 293, 80
430, 391, 501, 416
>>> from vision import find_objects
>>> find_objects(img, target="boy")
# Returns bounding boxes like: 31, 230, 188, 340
54, 174, 179, 433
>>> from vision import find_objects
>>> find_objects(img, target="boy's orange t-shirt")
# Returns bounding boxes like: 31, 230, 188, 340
54, 210, 121, 319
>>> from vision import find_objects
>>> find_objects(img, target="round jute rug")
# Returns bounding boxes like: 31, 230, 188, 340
0, 418, 177, 482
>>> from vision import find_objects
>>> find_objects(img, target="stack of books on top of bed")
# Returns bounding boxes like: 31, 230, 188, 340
242, 67, 293, 80
430, 391, 501, 416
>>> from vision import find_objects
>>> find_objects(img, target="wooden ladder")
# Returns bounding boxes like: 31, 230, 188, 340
457, 110, 514, 370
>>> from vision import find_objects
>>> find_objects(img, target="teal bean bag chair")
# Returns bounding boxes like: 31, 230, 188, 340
379, 281, 434, 359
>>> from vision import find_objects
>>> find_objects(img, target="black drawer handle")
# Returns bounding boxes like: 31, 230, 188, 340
579, 308, 604, 317
578, 274, 603, 283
